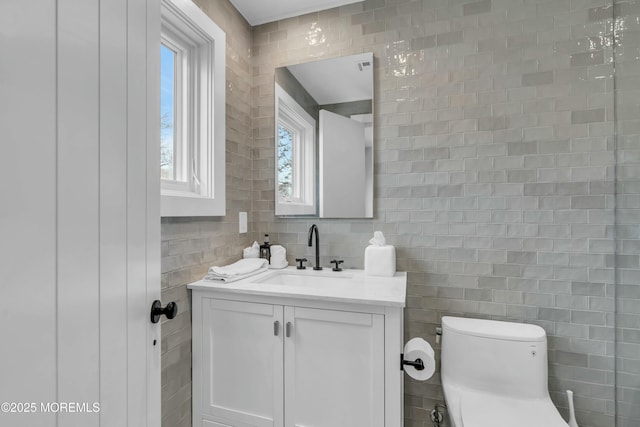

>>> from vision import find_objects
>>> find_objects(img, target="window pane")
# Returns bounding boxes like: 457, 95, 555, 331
160, 44, 175, 180
277, 124, 294, 200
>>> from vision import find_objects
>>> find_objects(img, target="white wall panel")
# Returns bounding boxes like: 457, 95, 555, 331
99, 0, 129, 425
57, 0, 101, 425
0, 1, 57, 425
132, 0, 162, 425
0, 0, 160, 425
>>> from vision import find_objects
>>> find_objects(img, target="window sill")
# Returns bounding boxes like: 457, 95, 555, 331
161, 193, 225, 217
275, 200, 316, 216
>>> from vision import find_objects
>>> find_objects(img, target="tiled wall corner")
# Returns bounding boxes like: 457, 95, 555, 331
614, 1, 640, 426
251, 1, 621, 426
160, 1, 253, 426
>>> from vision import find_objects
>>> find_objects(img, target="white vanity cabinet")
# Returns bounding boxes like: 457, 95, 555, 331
189, 269, 406, 427
284, 306, 384, 427
199, 299, 284, 427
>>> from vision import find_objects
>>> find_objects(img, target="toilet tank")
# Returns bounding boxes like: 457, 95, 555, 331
441, 317, 549, 399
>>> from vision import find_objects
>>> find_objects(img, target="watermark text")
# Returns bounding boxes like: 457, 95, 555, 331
1, 402, 100, 413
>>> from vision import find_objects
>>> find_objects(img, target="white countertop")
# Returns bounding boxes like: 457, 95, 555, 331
187, 266, 407, 307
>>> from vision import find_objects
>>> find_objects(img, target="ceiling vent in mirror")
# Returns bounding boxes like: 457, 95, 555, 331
356, 60, 372, 72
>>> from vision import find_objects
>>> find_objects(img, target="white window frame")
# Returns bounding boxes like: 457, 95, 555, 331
160, 0, 225, 217
275, 83, 316, 216
160, 35, 188, 188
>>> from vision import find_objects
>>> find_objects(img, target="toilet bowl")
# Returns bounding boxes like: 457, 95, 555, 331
441, 316, 569, 427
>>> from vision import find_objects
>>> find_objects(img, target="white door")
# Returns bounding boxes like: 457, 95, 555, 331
284, 307, 385, 427
318, 110, 367, 218
200, 299, 284, 427
0, 0, 161, 426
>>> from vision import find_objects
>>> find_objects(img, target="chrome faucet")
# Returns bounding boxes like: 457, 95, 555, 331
307, 224, 322, 270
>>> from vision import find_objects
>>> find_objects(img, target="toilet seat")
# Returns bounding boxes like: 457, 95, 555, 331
460, 391, 569, 427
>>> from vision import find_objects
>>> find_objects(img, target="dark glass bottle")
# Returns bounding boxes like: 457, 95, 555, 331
259, 234, 271, 263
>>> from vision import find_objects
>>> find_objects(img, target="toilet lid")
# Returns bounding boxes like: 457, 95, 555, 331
461, 391, 569, 427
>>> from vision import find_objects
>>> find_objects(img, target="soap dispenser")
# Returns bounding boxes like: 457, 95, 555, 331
259, 234, 271, 264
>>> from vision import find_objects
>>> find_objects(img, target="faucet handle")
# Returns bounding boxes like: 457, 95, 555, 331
330, 259, 344, 272
295, 258, 308, 270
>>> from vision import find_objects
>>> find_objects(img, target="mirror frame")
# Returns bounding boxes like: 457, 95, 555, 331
274, 52, 374, 218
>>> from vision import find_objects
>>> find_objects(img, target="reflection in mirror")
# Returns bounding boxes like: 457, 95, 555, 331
274, 84, 316, 215
274, 52, 374, 218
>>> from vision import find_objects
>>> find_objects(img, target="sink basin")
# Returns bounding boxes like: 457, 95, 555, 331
254, 271, 353, 287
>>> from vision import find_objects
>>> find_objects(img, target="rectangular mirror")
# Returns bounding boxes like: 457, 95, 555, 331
275, 52, 374, 218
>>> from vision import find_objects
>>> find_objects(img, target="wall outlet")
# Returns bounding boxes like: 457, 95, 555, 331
239, 212, 247, 233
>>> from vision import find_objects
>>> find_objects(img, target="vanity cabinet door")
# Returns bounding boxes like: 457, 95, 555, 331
284, 306, 385, 427
201, 298, 284, 427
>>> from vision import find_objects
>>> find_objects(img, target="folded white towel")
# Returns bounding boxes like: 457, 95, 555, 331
269, 258, 288, 269
204, 266, 268, 283
243, 241, 260, 259
208, 258, 268, 277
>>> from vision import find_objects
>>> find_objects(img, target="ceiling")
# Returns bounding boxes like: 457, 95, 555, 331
229, 0, 362, 26
286, 53, 373, 105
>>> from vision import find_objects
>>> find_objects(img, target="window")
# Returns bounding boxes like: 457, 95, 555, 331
160, 0, 225, 217
160, 43, 181, 182
274, 83, 316, 215
277, 124, 294, 200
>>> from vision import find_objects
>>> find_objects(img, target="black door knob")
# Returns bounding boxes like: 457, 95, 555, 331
150, 300, 178, 324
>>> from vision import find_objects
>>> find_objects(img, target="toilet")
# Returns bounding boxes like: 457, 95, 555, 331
441, 316, 569, 427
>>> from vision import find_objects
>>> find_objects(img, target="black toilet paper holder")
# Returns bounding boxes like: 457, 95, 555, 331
400, 354, 425, 371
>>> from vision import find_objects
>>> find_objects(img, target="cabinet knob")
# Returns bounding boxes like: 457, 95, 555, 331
274, 320, 280, 336
286, 322, 293, 338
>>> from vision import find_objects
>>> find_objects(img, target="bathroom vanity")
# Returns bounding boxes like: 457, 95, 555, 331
188, 267, 406, 427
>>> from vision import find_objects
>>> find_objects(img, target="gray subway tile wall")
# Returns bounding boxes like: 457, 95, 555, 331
614, 1, 640, 426
250, 0, 620, 426
160, 1, 253, 426
159, 0, 640, 427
